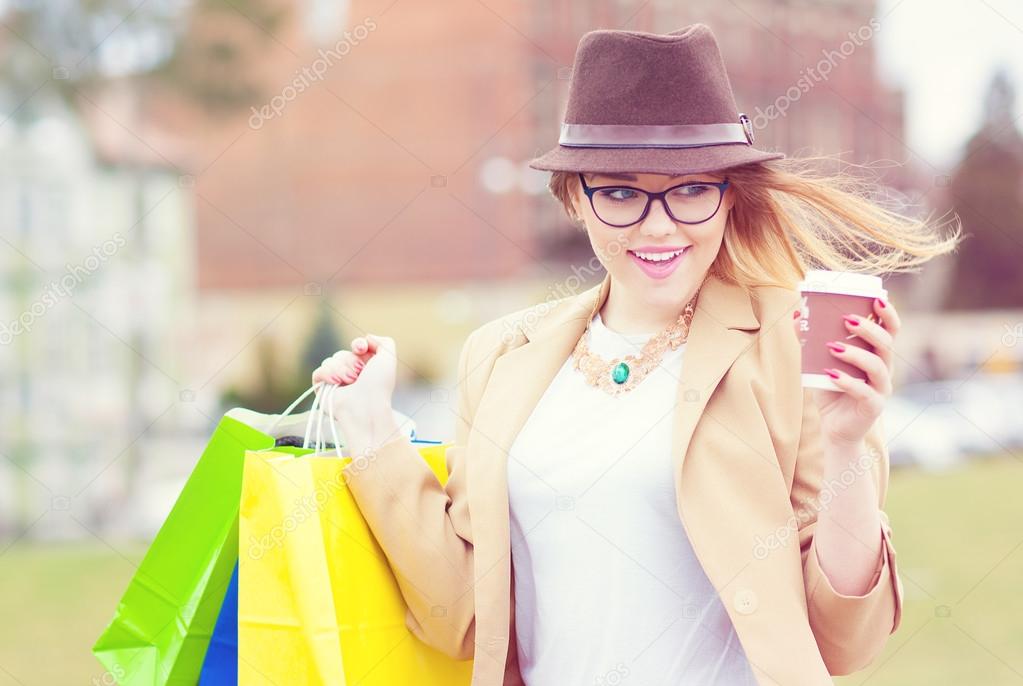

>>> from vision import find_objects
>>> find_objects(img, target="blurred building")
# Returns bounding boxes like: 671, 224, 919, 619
0, 80, 196, 538
125, 0, 914, 409
182, 0, 911, 286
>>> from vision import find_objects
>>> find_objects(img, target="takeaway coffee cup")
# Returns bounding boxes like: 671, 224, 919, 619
796, 270, 887, 391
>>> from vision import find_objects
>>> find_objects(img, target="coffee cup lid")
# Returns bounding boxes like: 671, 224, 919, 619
797, 270, 887, 299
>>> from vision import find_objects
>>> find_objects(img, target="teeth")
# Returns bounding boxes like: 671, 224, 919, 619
633, 248, 686, 262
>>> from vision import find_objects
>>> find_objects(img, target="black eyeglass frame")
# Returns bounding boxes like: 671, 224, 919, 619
577, 173, 731, 228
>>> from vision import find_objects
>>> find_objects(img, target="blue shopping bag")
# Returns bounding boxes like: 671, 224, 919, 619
199, 562, 238, 685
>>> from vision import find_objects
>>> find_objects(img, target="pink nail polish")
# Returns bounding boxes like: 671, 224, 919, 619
876, 298, 887, 309
843, 315, 859, 326
826, 341, 846, 353
825, 368, 841, 379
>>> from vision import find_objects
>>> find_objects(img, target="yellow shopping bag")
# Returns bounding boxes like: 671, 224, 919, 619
238, 435, 474, 685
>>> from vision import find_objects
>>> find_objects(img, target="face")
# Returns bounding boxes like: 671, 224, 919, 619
571, 171, 734, 309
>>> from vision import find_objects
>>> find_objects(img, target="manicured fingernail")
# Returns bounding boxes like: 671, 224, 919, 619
826, 341, 846, 353
793, 310, 800, 319
825, 368, 841, 379
843, 315, 859, 326
331, 374, 343, 384
876, 298, 886, 309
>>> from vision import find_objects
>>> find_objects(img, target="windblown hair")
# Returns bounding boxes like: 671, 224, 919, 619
546, 156, 963, 290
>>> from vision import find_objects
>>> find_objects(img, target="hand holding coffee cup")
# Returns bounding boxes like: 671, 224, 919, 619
792, 269, 901, 446
795, 271, 890, 391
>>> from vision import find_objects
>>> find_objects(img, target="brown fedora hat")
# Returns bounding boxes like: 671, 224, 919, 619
528, 24, 784, 176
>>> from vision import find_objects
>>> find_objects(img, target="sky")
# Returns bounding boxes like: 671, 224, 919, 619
876, 0, 1023, 169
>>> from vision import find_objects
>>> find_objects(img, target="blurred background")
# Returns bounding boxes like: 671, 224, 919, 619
1, 0, 1021, 683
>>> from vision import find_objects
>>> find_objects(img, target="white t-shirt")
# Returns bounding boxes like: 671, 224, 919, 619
507, 310, 757, 685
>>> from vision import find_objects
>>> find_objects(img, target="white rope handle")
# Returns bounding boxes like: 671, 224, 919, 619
325, 385, 343, 459
301, 383, 323, 450
266, 383, 320, 435
315, 386, 326, 451
301, 382, 344, 458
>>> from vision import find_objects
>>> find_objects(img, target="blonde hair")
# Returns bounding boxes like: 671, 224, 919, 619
547, 156, 964, 290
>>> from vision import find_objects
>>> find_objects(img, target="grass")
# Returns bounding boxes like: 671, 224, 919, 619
0, 457, 1019, 685
0, 541, 148, 685
838, 455, 1023, 685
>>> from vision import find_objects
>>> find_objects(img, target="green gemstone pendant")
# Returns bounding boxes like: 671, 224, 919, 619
611, 362, 630, 384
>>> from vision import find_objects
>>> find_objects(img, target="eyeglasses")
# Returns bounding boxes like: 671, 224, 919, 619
578, 173, 730, 228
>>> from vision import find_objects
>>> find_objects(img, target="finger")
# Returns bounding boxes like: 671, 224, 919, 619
350, 334, 387, 363
823, 366, 884, 415
842, 313, 894, 370
328, 352, 367, 381
312, 368, 336, 386
351, 335, 379, 354
326, 361, 363, 384
320, 353, 365, 384
329, 350, 364, 369
825, 341, 893, 396
872, 296, 901, 335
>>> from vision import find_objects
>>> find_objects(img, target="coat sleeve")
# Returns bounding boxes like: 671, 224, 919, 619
790, 387, 904, 675
340, 328, 480, 661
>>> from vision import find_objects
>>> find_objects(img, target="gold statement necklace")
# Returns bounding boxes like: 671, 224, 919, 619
571, 285, 702, 398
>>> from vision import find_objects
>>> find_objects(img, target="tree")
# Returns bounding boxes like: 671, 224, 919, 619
944, 67, 1023, 309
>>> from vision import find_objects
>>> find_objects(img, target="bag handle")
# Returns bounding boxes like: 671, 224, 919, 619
323, 384, 344, 458
300, 382, 344, 459
265, 384, 320, 435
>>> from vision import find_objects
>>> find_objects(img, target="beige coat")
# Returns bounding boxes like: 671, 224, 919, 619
343, 271, 904, 685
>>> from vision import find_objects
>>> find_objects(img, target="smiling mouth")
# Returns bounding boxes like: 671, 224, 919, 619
628, 246, 690, 263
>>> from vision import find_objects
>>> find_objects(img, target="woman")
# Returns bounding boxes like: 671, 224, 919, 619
312, 25, 960, 685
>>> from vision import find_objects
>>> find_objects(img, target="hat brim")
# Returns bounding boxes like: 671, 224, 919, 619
527, 143, 784, 176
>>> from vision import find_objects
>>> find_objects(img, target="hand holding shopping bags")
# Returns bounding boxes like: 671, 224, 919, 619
93, 380, 335, 684
239, 383, 473, 685
96, 377, 469, 684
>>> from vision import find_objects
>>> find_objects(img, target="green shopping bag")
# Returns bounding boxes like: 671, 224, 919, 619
92, 388, 323, 685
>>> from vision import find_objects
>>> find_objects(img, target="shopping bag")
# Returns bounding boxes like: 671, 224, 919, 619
93, 386, 331, 685
92, 414, 276, 685
239, 384, 473, 685
198, 561, 239, 685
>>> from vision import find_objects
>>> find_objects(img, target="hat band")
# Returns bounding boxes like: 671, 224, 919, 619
559, 116, 754, 148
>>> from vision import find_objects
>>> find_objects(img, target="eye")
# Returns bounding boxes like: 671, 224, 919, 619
671, 183, 714, 199
597, 188, 641, 203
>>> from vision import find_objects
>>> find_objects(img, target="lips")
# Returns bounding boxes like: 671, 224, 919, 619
630, 247, 689, 262
627, 246, 690, 279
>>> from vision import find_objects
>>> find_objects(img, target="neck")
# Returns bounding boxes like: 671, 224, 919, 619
598, 276, 705, 335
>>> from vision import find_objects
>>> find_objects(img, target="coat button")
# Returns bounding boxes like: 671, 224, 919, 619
733, 588, 758, 615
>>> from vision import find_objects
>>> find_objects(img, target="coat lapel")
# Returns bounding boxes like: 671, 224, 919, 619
465, 270, 762, 676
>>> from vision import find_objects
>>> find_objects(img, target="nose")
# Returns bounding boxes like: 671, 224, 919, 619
638, 196, 678, 238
